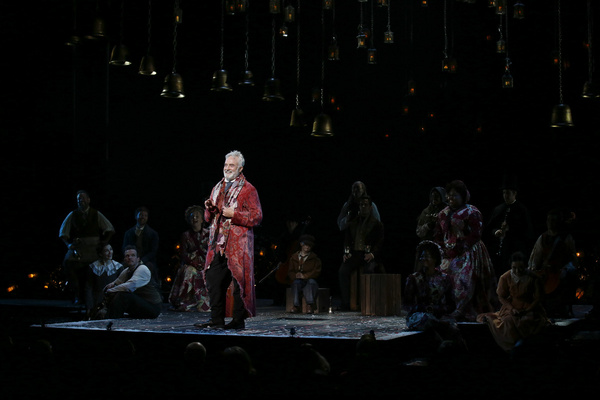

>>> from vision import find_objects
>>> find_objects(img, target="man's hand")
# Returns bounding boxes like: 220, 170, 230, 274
222, 206, 235, 218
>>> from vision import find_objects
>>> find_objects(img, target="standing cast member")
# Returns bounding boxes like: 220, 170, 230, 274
195, 150, 263, 330
434, 180, 497, 321
59, 190, 115, 304
169, 205, 211, 312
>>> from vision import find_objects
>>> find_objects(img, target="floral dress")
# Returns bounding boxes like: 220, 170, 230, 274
435, 204, 498, 321
168, 228, 211, 312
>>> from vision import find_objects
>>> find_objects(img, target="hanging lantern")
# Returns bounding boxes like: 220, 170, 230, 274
270, 0, 281, 13
449, 58, 458, 73
357, 29, 367, 48
328, 38, 340, 60
377, 0, 389, 6
323, 0, 332, 10
384, 30, 394, 44
496, 39, 506, 53
442, 57, 450, 72
284, 5, 295, 22
225, 0, 236, 14
408, 79, 416, 96
487, 0, 496, 7
236, 0, 247, 13
496, 0, 507, 15
502, 70, 514, 88
367, 48, 377, 64
513, 2, 525, 19
421, 1, 428, 7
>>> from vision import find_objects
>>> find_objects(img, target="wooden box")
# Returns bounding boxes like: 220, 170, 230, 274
360, 274, 402, 316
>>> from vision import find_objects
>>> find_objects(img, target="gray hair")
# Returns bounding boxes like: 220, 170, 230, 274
225, 150, 245, 167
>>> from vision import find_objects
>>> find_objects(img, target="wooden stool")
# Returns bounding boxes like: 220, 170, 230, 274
360, 274, 402, 316
286, 287, 330, 314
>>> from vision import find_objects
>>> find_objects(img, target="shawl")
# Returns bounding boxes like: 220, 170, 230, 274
208, 175, 245, 253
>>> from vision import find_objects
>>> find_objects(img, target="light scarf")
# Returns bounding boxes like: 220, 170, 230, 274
208, 174, 246, 252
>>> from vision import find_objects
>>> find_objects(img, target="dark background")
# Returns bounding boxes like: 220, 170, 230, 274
1, 0, 599, 300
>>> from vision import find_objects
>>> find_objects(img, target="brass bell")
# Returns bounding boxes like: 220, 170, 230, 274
211, 70, 233, 92
550, 104, 574, 127
109, 44, 131, 66
161, 72, 185, 98
238, 70, 255, 86
311, 113, 334, 137
582, 81, 599, 98
262, 78, 284, 101
290, 108, 307, 127
139, 55, 157, 76
86, 16, 106, 39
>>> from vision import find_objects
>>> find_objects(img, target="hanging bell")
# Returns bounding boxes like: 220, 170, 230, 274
262, 78, 284, 101
139, 55, 157, 76
582, 81, 599, 98
311, 113, 334, 137
65, 34, 82, 46
109, 44, 132, 66
211, 70, 233, 92
86, 16, 106, 39
161, 72, 185, 98
238, 70, 255, 86
550, 104, 574, 127
290, 108, 307, 127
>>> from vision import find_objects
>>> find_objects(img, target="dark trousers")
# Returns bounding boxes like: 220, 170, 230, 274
205, 253, 246, 322
64, 259, 87, 300
106, 292, 161, 319
291, 278, 319, 307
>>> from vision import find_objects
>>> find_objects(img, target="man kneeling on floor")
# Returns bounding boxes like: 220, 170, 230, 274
101, 245, 162, 319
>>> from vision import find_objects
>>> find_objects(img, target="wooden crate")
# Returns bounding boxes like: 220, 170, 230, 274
286, 287, 330, 314
360, 274, 402, 316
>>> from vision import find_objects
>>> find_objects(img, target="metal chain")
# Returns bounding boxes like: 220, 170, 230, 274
220, 0, 225, 69
558, 0, 563, 103
146, 0, 152, 54
443, 0, 448, 58
271, 16, 276, 78
296, 0, 301, 108
387, 0, 391, 32
172, 0, 179, 72
370, 0, 374, 47
587, 0, 593, 82
244, 1, 250, 71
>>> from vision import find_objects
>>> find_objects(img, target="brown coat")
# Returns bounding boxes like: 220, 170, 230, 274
287, 251, 322, 282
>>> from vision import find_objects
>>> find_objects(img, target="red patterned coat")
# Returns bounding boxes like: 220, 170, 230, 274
204, 174, 263, 317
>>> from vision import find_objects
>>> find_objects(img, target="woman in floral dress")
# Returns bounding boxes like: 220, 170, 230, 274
434, 180, 498, 321
169, 205, 210, 312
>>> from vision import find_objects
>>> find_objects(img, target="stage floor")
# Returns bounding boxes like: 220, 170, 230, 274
27, 299, 417, 341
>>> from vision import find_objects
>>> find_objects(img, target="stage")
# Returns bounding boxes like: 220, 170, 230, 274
1, 298, 599, 397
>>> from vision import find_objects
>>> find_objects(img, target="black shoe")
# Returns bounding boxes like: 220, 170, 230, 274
223, 319, 245, 330
194, 319, 225, 329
